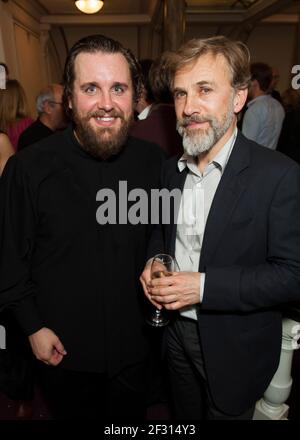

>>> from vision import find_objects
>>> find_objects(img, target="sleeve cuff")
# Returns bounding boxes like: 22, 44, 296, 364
12, 296, 45, 336
200, 272, 205, 303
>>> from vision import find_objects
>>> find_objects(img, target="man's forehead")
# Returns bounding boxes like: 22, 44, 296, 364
174, 52, 230, 83
75, 51, 128, 68
73, 51, 131, 83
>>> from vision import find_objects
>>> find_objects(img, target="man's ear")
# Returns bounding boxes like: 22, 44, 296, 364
43, 101, 52, 115
234, 88, 248, 114
68, 97, 73, 110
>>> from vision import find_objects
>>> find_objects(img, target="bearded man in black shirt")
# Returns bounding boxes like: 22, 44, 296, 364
0, 35, 164, 420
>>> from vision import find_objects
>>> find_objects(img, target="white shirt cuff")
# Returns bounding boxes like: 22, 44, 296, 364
200, 272, 205, 303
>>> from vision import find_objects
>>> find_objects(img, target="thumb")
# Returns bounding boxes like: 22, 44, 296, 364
54, 339, 67, 355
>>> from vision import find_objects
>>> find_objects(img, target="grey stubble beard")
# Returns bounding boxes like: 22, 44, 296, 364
177, 95, 235, 157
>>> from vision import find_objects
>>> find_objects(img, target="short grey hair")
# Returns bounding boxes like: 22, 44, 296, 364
36, 85, 55, 115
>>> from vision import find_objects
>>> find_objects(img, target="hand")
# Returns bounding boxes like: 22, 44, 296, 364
139, 259, 163, 309
148, 271, 201, 310
29, 327, 67, 366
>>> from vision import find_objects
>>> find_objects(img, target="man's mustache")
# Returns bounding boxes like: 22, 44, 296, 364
177, 114, 213, 129
86, 110, 124, 120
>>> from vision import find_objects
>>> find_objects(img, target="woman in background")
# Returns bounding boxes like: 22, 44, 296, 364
0, 131, 14, 175
0, 79, 33, 150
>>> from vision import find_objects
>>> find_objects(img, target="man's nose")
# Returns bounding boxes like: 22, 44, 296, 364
97, 91, 114, 111
183, 93, 199, 116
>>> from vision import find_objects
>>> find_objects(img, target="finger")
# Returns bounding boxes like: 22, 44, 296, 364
140, 276, 150, 297
164, 301, 182, 311
149, 298, 163, 309
54, 340, 67, 355
144, 287, 163, 308
48, 357, 62, 366
149, 277, 175, 288
150, 285, 177, 297
152, 294, 179, 304
49, 352, 64, 366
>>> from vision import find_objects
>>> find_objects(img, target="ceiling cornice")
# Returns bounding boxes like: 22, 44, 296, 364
40, 14, 151, 26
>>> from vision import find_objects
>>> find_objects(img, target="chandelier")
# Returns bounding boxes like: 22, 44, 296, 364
75, 0, 104, 14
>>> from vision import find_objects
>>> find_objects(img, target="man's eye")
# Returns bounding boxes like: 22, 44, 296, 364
112, 85, 124, 94
85, 85, 97, 94
174, 91, 186, 99
200, 87, 212, 94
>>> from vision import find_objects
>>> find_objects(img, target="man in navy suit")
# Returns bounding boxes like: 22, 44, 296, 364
140, 36, 300, 420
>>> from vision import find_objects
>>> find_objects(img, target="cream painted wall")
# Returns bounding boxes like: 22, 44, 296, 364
0, 3, 19, 79
247, 24, 297, 92
64, 26, 139, 56
185, 24, 219, 40
49, 24, 154, 74
0, 4, 5, 63
185, 22, 297, 93
0, 1, 50, 117
14, 24, 45, 117
48, 38, 64, 84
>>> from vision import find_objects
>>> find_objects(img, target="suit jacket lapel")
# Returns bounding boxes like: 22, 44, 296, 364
199, 132, 251, 270
167, 165, 188, 257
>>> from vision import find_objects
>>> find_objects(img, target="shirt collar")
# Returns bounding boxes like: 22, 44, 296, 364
177, 127, 237, 173
138, 104, 152, 120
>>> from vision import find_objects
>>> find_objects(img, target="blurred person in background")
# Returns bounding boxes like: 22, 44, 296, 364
269, 67, 282, 103
0, 131, 14, 175
0, 62, 9, 87
133, 59, 154, 120
242, 62, 284, 150
0, 79, 33, 150
130, 52, 182, 157
18, 83, 67, 150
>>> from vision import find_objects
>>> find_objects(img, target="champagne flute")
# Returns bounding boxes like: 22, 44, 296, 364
146, 254, 179, 327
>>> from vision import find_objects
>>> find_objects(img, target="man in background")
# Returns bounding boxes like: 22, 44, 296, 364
131, 53, 182, 156
242, 62, 284, 150
18, 83, 67, 150
269, 67, 282, 103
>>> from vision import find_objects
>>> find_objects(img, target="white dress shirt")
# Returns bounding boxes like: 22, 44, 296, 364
176, 128, 237, 320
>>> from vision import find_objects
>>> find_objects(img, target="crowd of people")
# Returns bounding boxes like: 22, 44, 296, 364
0, 34, 299, 421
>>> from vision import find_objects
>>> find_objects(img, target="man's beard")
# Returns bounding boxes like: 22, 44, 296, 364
72, 107, 133, 160
176, 97, 235, 157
